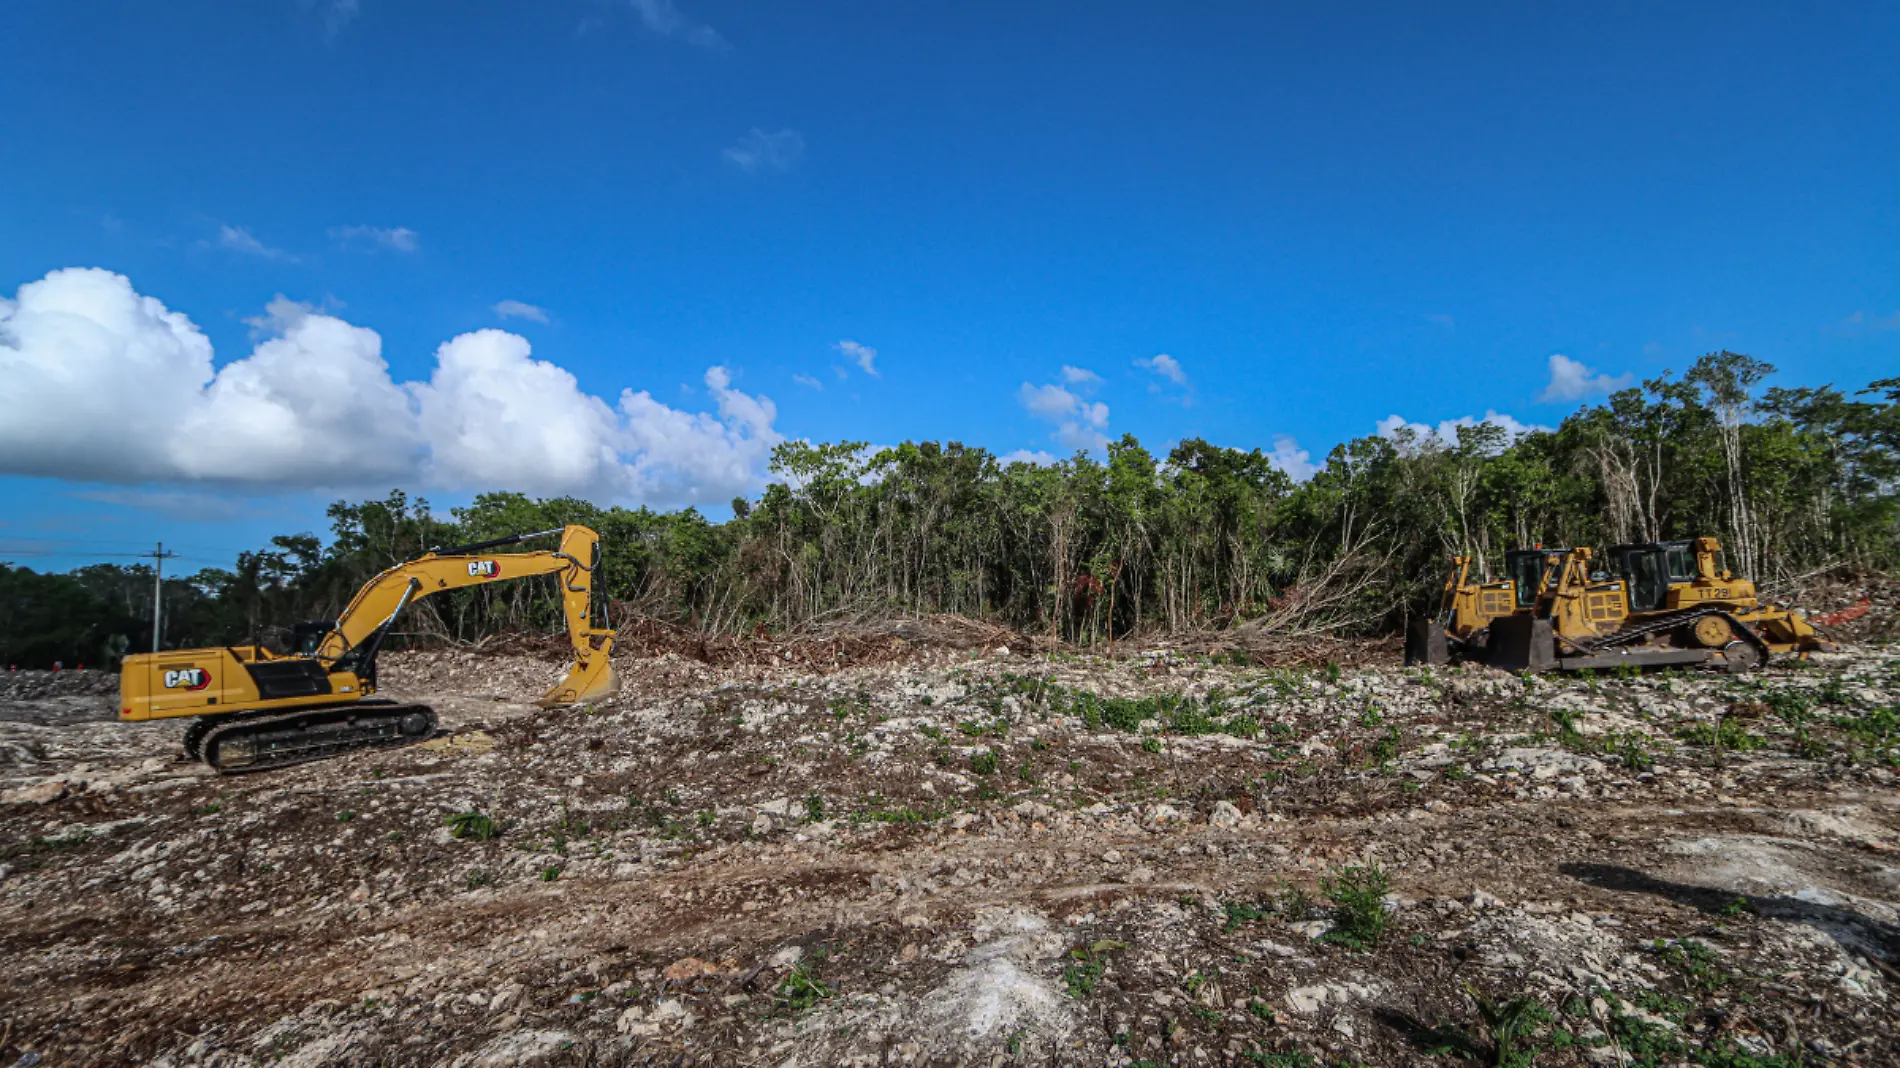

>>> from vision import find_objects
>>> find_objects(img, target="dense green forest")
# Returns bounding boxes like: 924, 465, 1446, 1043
3, 352, 1895, 668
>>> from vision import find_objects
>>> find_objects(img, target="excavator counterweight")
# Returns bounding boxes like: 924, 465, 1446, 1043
121, 525, 618, 772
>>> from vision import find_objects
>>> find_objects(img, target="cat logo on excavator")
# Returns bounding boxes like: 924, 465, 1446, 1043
467, 560, 501, 578
164, 668, 211, 690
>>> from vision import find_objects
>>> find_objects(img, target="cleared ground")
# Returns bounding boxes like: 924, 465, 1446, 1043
2, 642, 1897, 1066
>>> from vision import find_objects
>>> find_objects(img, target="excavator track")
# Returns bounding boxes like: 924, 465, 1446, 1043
194, 701, 438, 774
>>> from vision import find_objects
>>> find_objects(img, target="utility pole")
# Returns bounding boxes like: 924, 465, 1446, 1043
146, 543, 177, 653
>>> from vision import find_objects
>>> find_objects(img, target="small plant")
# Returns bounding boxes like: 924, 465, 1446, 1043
1246, 998, 1277, 1021
1320, 864, 1390, 950
1765, 689, 1815, 725
1276, 883, 1317, 921
446, 810, 500, 841
1369, 724, 1401, 765
1677, 719, 1766, 753
805, 792, 826, 822
1062, 958, 1104, 998
1605, 731, 1655, 772
335, 811, 354, 823
1222, 713, 1261, 738
1061, 939, 1124, 999
1141, 736, 1163, 754
1719, 896, 1753, 918
540, 865, 562, 881
970, 750, 999, 775
1467, 983, 1550, 1067
464, 868, 495, 890
554, 806, 591, 838
1630, 989, 1691, 1024
201, 802, 222, 815
1224, 899, 1267, 932
776, 962, 832, 1012
1654, 937, 1730, 992
1551, 709, 1587, 748
1794, 726, 1829, 760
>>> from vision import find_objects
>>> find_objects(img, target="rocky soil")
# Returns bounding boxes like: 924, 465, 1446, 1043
3, 642, 1898, 1066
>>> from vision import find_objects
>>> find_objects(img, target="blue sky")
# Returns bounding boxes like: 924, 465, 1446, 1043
3, 2, 1897, 573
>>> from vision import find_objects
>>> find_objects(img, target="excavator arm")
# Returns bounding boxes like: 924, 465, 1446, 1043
312, 525, 617, 707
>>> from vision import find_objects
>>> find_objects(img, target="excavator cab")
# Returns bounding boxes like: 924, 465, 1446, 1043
290, 620, 336, 657
1504, 548, 1569, 609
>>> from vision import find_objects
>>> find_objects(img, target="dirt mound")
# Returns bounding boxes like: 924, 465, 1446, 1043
1798, 576, 1900, 646
0, 669, 118, 700
611, 611, 1029, 671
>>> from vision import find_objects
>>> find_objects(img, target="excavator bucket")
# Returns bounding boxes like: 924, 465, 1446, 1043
538, 649, 620, 708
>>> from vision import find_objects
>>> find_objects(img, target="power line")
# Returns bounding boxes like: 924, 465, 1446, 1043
0, 549, 232, 565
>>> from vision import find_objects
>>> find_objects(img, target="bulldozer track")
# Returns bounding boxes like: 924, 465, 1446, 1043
1581, 606, 1771, 665
196, 701, 438, 774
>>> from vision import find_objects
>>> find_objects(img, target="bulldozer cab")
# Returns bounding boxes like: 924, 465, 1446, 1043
1603, 541, 1698, 612
1504, 548, 1568, 608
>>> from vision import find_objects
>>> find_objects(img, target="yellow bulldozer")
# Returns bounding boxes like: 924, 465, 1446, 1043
118, 525, 619, 772
1404, 546, 1570, 665
1413, 536, 1832, 673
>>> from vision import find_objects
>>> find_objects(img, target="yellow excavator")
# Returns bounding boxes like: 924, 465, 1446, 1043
118, 525, 618, 773
1484, 536, 1832, 672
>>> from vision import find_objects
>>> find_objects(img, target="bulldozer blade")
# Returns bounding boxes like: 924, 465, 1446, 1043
538, 654, 619, 708
1404, 619, 1449, 667
1486, 615, 1556, 673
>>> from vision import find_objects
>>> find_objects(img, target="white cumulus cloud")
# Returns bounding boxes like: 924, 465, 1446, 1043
0, 268, 781, 507
1375, 410, 1548, 450
1538, 353, 1633, 403
1268, 436, 1317, 481
1018, 381, 1109, 453
792, 373, 823, 390
1060, 365, 1101, 386
331, 225, 419, 253
835, 339, 878, 377
492, 299, 550, 323
212, 225, 298, 263
999, 449, 1058, 467
626, 0, 725, 48
724, 128, 805, 173
1136, 353, 1188, 387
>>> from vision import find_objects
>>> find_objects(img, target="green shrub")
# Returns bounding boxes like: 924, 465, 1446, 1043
446, 810, 499, 841
1320, 864, 1390, 950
